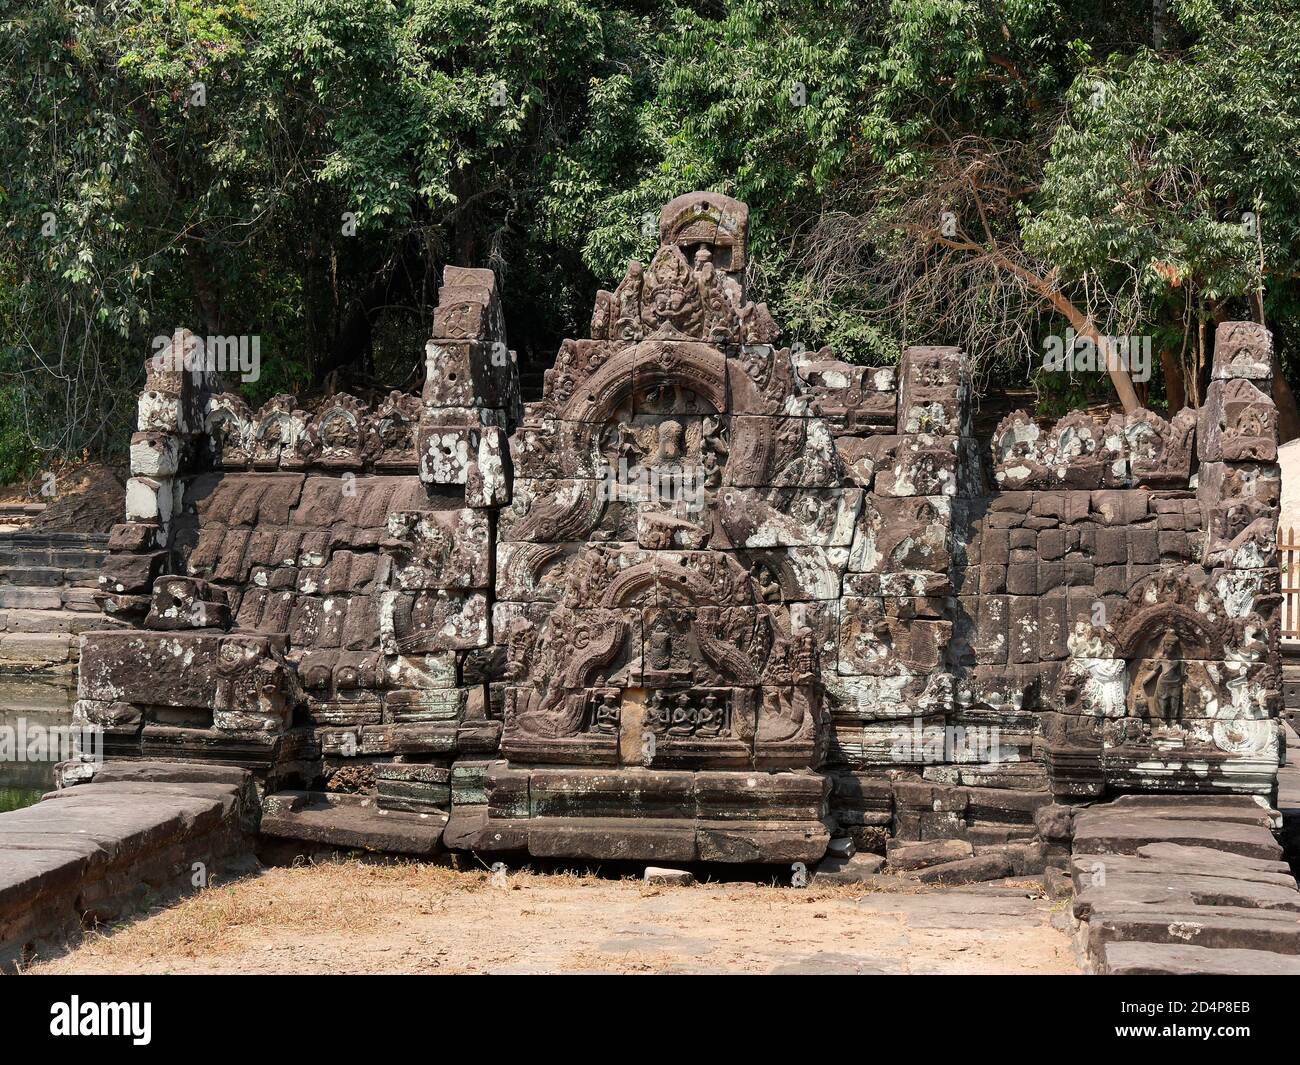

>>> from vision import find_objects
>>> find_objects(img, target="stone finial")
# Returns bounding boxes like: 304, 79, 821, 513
658, 191, 749, 275
1212, 321, 1273, 381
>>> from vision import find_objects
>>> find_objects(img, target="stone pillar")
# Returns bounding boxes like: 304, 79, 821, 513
99, 328, 218, 619
417, 266, 520, 508
1195, 322, 1283, 770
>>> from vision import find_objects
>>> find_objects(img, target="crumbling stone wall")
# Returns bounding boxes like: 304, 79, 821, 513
75, 192, 1281, 863
79, 265, 517, 797
965, 326, 1280, 800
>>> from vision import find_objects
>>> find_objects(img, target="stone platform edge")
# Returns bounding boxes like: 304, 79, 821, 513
0, 759, 259, 970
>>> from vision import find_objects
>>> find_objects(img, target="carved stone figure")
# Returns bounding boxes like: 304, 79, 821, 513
1130, 631, 1185, 723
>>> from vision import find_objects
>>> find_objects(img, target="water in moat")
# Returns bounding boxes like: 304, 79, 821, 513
0, 676, 75, 811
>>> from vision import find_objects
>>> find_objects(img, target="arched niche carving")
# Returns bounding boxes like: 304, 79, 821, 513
558, 338, 728, 423
1112, 603, 1222, 663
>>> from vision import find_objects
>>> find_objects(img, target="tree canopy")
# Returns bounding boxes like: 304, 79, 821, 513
3, 0, 1299, 480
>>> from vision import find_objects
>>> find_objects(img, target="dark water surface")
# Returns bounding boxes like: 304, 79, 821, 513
0, 677, 75, 811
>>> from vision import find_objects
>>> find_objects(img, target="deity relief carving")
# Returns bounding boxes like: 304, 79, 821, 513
589, 194, 776, 353
500, 386, 832, 766
205, 393, 252, 468
1128, 631, 1185, 722
202, 388, 429, 475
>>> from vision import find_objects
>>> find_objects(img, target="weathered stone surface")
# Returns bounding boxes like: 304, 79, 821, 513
1072, 813, 1282, 860
1200, 377, 1277, 463
0, 768, 255, 969
813, 852, 886, 883
886, 838, 974, 871
907, 852, 1015, 885
259, 791, 445, 854
75, 181, 1283, 869
644, 866, 695, 886
1212, 320, 1273, 380
1099, 941, 1300, 975
1071, 796, 1300, 973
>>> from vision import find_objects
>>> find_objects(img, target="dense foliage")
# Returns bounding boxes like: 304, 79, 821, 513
3, 0, 1299, 480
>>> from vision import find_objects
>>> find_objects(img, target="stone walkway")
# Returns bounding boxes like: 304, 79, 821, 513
0, 762, 257, 969
1070, 793, 1300, 974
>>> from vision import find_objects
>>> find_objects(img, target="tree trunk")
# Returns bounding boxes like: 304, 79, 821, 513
186, 252, 224, 337
314, 243, 419, 384
1272, 362, 1300, 444
1052, 307, 1143, 412
1153, 0, 1167, 48
1159, 346, 1186, 411
1014, 264, 1144, 411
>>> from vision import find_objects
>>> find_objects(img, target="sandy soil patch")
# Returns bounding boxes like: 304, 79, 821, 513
29, 858, 1079, 975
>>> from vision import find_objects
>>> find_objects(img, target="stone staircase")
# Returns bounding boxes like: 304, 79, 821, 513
1069, 793, 1300, 974
0, 502, 47, 530
0, 531, 117, 675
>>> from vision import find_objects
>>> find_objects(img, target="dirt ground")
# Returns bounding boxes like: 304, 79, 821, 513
30, 859, 1080, 975
0, 460, 125, 533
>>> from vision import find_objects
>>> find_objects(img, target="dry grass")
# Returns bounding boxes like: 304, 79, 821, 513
57, 858, 896, 962
33, 858, 1075, 975
72, 857, 497, 960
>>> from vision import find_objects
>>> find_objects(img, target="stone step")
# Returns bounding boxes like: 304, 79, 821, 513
0, 531, 107, 547
1072, 861, 1300, 919
502, 815, 830, 864
0, 608, 120, 635
0, 502, 46, 521
1092, 795, 1274, 821
0, 631, 75, 666
0, 566, 106, 589
259, 790, 446, 855
0, 587, 106, 612
0, 587, 65, 610
1074, 801, 1300, 971
1088, 906, 1300, 954
1100, 941, 1300, 975
0, 673, 75, 713
60, 588, 102, 612
0, 547, 107, 569
0, 566, 68, 588
0, 548, 54, 568
1072, 814, 1283, 861
60, 567, 103, 587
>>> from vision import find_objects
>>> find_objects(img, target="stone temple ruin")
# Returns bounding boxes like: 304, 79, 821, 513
75, 192, 1282, 867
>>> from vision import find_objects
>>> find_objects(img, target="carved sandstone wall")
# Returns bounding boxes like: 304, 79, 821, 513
74, 194, 1281, 863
